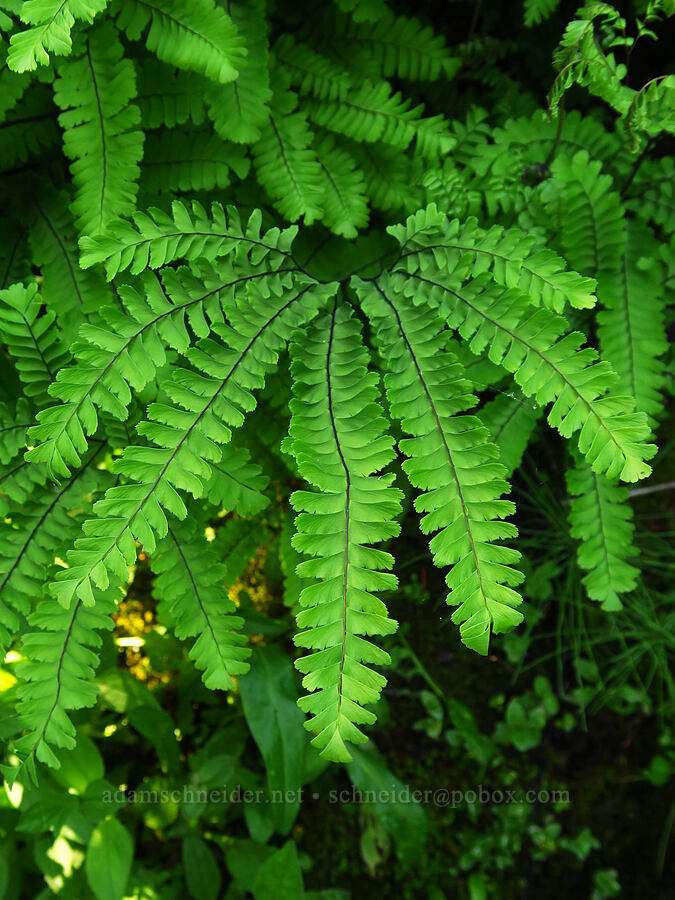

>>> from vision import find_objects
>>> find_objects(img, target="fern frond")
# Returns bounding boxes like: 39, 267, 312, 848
549, 5, 633, 118
0, 217, 29, 292
306, 80, 452, 158
9, 587, 118, 780
252, 90, 324, 224
0, 398, 47, 519
447, 338, 504, 394
0, 451, 104, 647
334, 8, 453, 81
314, 134, 369, 238
48, 274, 333, 607
137, 59, 206, 128
624, 75, 675, 149
26, 262, 275, 478
0, 398, 33, 470
541, 151, 625, 277
393, 215, 597, 312
356, 278, 524, 656
28, 186, 112, 334
205, 0, 271, 144
384, 208, 655, 482
7, 0, 108, 72
274, 34, 351, 101
625, 157, 675, 233
567, 458, 638, 611
493, 109, 622, 164
0, 281, 68, 405
151, 516, 257, 690
597, 220, 668, 428
202, 444, 269, 517
0, 58, 31, 122
345, 139, 420, 213
479, 393, 542, 477
280, 506, 306, 608
79, 201, 298, 280
141, 131, 250, 194
0, 84, 60, 173
287, 301, 402, 762
54, 22, 144, 236
117, 0, 245, 84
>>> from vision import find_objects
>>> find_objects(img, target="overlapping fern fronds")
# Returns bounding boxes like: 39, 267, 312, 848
0, 0, 669, 780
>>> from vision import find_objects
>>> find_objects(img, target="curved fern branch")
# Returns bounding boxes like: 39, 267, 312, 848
26, 264, 298, 478
356, 278, 523, 655
287, 299, 401, 762
49, 275, 333, 607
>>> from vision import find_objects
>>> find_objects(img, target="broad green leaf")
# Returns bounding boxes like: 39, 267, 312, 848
182, 834, 222, 900
252, 841, 304, 900
238, 645, 306, 834
85, 817, 133, 900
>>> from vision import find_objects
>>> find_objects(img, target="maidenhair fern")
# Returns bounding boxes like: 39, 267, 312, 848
0, 0, 671, 780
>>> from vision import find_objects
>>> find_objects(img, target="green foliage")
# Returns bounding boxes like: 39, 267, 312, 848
356, 277, 524, 655
0, 1, 672, 894
54, 21, 144, 237
286, 302, 402, 761
151, 516, 257, 690
7, 0, 108, 72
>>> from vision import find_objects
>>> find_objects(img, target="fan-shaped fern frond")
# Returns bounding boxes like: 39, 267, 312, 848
0, 399, 47, 518
524, 0, 561, 27
549, 5, 633, 117
0, 84, 60, 173
151, 516, 258, 690
7, 0, 108, 72
0, 59, 30, 123
333, 0, 388, 23
0, 218, 29, 293
356, 279, 524, 656
0, 281, 68, 405
625, 157, 675, 233
345, 139, 420, 213
53, 22, 144, 236
286, 301, 402, 762
117, 0, 245, 84
48, 274, 333, 607
491, 109, 622, 166
0, 398, 33, 471
624, 75, 675, 148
